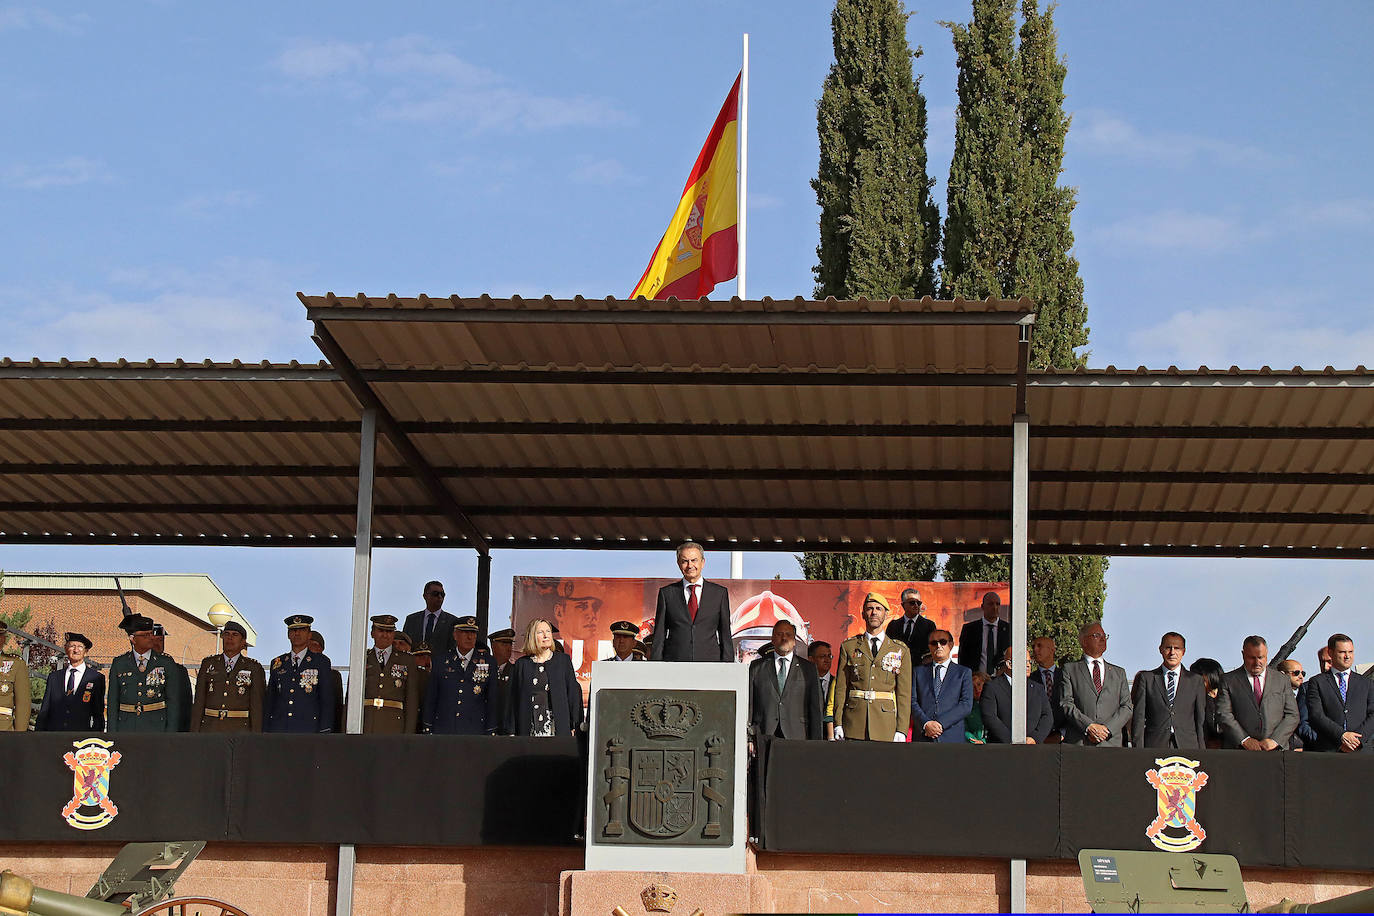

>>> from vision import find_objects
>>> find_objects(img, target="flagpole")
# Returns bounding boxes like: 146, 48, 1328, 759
731, 31, 749, 583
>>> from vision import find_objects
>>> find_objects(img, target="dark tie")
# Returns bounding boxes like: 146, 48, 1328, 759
66, 668, 77, 695
985, 625, 996, 674
423, 612, 436, 644
687, 583, 699, 621
1253, 674, 1262, 707
1043, 669, 1054, 696
933, 664, 944, 702
871, 637, 880, 659
1166, 669, 1177, 706
777, 657, 788, 693
1092, 660, 1103, 694
905, 618, 914, 641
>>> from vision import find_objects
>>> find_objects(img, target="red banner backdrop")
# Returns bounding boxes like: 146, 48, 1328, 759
511, 577, 1009, 702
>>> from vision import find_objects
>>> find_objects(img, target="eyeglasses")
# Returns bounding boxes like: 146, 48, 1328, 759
1290, 671, 1306, 678
428, 591, 445, 597
1085, 632, 1109, 641
928, 638, 950, 647
902, 598, 922, 605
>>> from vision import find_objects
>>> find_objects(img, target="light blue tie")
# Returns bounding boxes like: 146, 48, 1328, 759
1339, 671, 1348, 703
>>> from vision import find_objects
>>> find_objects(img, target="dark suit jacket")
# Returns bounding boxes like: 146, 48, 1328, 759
956, 618, 1011, 675
36, 665, 105, 732
1130, 666, 1207, 750
505, 652, 584, 737
1294, 688, 1318, 749
981, 674, 1052, 744
1059, 657, 1133, 746
886, 615, 935, 661
1032, 665, 1068, 735
1304, 669, 1374, 752
403, 609, 460, 658
1216, 666, 1299, 749
748, 654, 823, 740
651, 579, 733, 662
911, 662, 974, 743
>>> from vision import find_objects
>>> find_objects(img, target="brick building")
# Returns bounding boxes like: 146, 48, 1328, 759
0, 572, 258, 670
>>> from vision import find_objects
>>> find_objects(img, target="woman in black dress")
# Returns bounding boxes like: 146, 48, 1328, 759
505, 617, 583, 737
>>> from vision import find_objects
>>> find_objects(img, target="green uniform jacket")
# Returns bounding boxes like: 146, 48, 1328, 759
0, 651, 32, 732
833, 633, 913, 741
107, 651, 183, 732
190, 653, 266, 733
358, 648, 420, 735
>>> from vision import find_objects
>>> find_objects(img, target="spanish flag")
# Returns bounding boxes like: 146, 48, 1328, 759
629, 74, 740, 300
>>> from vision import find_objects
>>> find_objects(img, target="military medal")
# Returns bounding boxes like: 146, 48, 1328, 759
395, 679, 402, 687
238, 687, 246, 695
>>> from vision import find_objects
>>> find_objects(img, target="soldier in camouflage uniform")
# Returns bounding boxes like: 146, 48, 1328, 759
191, 620, 265, 732
361, 614, 420, 734
107, 615, 183, 732
0, 621, 32, 732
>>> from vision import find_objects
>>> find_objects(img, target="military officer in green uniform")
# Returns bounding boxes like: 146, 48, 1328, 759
0, 621, 32, 732
361, 614, 420, 734
191, 621, 266, 732
832, 593, 912, 742
602, 620, 641, 662
107, 615, 183, 732
151, 623, 193, 732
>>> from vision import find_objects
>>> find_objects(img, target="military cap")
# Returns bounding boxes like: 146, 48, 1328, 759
757, 641, 777, 659
0, 621, 7, 634
413, 642, 432, 656
151, 622, 168, 637
222, 621, 247, 638
632, 642, 647, 658
393, 630, 414, 648
64, 632, 94, 650
489, 628, 515, 643
284, 613, 314, 629
609, 620, 639, 638
862, 591, 891, 613
370, 614, 398, 631
453, 615, 479, 632
118, 615, 155, 634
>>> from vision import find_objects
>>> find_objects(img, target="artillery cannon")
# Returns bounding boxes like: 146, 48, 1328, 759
0, 842, 248, 916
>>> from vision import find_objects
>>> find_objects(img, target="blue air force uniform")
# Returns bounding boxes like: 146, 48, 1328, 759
423, 618, 494, 735
264, 614, 336, 734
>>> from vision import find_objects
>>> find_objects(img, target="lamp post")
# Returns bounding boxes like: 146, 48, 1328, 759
207, 604, 233, 656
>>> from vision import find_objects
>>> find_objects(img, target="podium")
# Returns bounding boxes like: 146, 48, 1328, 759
562, 661, 751, 915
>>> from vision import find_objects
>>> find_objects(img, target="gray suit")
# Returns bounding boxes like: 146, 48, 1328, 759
1059, 657, 1133, 746
1130, 666, 1207, 750
1216, 666, 1299, 749
748, 654, 823, 740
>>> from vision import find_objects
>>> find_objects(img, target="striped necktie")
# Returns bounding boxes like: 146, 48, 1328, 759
1166, 669, 1176, 706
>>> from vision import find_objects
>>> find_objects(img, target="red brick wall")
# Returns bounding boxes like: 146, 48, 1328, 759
0, 589, 218, 667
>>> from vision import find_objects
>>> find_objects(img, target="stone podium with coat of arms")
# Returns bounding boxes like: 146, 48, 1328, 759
561, 661, 750, 915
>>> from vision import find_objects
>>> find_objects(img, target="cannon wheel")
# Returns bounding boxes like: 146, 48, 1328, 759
134, 897, 251, 916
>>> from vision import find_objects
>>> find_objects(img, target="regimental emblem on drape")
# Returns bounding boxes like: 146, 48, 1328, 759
61, 738, 122, 830
1145, 756, 1209, 851
600, 693, 731, 846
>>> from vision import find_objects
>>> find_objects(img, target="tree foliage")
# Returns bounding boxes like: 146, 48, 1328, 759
813, 0, 941, 300
940, 0, 1106, 643
798, 551, 939, 582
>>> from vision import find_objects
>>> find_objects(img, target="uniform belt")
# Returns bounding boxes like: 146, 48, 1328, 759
368, 698, 404, 710
204, 709, 250, 719
0, 708, 11, 717
119, 702, 166, 713
851, 690, 896, 701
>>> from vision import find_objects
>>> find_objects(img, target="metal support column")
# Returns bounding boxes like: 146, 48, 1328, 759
475, 552, 493, 643
336, 406, 377, 916
1010, 410, 1030, 914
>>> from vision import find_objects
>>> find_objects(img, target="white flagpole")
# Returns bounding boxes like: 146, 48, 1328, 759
731, 32, 749, 582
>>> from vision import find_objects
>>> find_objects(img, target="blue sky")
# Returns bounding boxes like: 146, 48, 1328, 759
2, 2, 1371, 676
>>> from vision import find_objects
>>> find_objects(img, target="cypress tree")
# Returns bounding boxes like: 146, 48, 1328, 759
805, 0, 942, 582
940, 0, 1106, 657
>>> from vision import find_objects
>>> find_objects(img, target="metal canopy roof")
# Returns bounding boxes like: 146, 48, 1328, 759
0, 295, 1370, 558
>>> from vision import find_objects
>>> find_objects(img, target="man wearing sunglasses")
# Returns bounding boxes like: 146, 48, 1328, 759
1278, 659, 1316, 750
911, 629, 973, 743
886, 588, 934, 661
404, 581, 460, 659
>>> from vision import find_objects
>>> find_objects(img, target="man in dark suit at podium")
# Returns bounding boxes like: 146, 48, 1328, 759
651, 542, 733, 662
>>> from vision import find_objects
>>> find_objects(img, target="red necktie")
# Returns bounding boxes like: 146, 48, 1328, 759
1253, 674, 1262, 706
1092, 660, 1102, 694
687, 583, 699, 621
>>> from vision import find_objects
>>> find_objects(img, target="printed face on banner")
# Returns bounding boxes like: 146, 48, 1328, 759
512, 577, 1010, 704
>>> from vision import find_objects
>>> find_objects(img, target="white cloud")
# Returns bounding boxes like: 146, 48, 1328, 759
0, 7, 90, 33
174, 189, 259, 217
570, 157, 638, 186
1094, 209, 1265, 252
1072, 109, 1278, 169
1292, 198, 1374, 230
4, 156, 110, 190
1116, 299, 1374, 370
271, 35, 626, 133
2, 258, 316, 362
